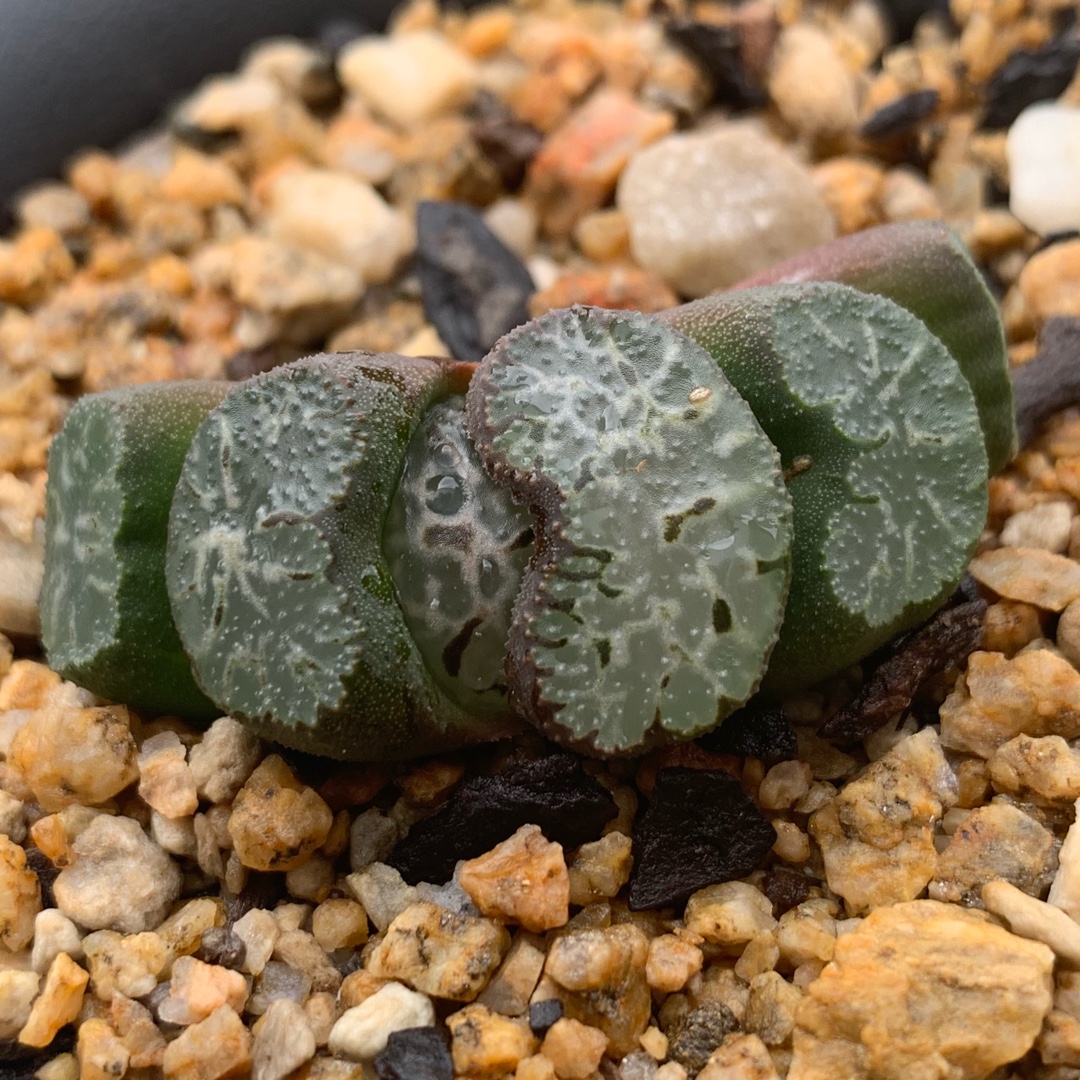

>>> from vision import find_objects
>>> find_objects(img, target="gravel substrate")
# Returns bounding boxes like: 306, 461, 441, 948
1, 0, 1080, 1077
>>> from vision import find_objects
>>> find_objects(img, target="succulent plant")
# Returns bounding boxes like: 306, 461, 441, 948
164, 352, 523, 759
465, 306, 794, 754
40, 381, 230, 719
720, 219, 1016, 474
663, 281, 990, 694
39, 222, 1013, 760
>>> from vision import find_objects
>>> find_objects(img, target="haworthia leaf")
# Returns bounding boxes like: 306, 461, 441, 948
710, 220, 1017, 473
385, 398, 535, 718
165, 353, 520, 760
664, 282, 989, 695
466, 306, 794, 755
41, 381, 230, 719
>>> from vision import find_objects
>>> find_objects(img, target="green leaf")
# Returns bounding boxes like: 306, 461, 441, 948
665, 282, 989, 695
466, 306, 793, 754
708, 221, 1016, 473
165, 353, 519, 760
384, 397, 535, 718
41, 381, 230, 719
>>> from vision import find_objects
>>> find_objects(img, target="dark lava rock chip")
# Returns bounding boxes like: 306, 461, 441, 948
696, 703, 796, 764
822, 593, 986, 742
627, 768, 776, 911
981, 34, 1080, 130
470, 92, 545, 192
415, 200, 535, 362
197, 926, 247, 970
763, 865, 812, 916
374, 1028, 453, 1080
388, 752, 617, 885
876, 0, 952, 43
860, 88, 939, 140
668, 1003, 739, 1073
24, 846, 58, 910
1012, 317, 1080, 449
665, 19, 767, 110
529, 998, 564, 1037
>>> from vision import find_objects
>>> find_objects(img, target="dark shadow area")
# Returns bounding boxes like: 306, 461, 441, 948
0, 0, 404, 222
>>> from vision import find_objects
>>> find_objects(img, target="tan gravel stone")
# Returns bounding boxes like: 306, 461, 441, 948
162, 1004, 253, 1080
137, 731, 198, 819
736, 932, 781, 982
1037, 1008, 1080, 1066
1050, 800, 1080, 920
646, 933, 704, 993
232, 908, 279, 976
54, 816, 182, 934
788, 900, 1054, 1079
273, 929, 342, 994
0, 969, 40, 1039
1058, 597, 1080, 669
744, 973, 802, 1048
110, 994, 166, 1068
990, 733, 1080, 802
367, 901, 510, 1002
157, 898, 225, 967
0, 833, 39, 950
930, 801, 1057, 905
983, 600, 1045, 656
311, 899, 368, 952
339, 31, 477, 129
940, 648, 1080, 757
567, 831, 633, 907
541, 1017, 608, 1080
969, 546, 1080, 610
757, 761, 813, 811
82, 930, 169, 1000
18, 952, 88, 1048
448, 1003, 538, 1079
8, 702, 138, 811
1001, 502, 1074, 553
769, 25, 858, 139
698, 1033, 780, 1080
77, 1018, 130, 1080
187, 718, 261, 805
459, 825, 569, 932
158, 955, 249, 1025
544, 924, 650, 1056
267, 168, 410, 285
776, 901, 838, 970
478, 932, 547, 1016
515, 1055, 557, 1080
685, 883, 777, 949
810, 728, 956, 913
227, 755, 333, 872
983, 879, 1080, 967
252, 998, 317, 1080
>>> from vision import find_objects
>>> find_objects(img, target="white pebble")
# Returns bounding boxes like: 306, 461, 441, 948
1008, 103, 1080, 235
31, 910, 83, 974
328, 982, 435, 1061
983, 879, 1080, 966
1001, 502, 1074, 553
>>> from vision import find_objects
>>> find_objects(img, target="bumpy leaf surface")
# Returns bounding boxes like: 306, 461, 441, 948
665, 282, 989, 694
712, 220, 1016, 473
385, 397, 534, 718
166, 353, 518, 760
41, 381, 229, 719
466, 306, 794, 754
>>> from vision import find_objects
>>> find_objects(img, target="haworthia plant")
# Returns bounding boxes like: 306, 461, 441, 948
40, 381, 230, 719
716, 220, 1017, 473
664, 281, 989, 694
465, 306, 794, 754
384, 397, 535, 718
39, 223, 1011, 760
165, 353, 521, 760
